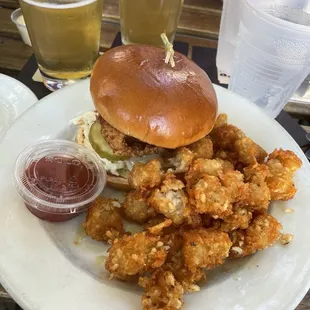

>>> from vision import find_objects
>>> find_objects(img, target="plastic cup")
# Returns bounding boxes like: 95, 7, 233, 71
14, 140, 106, 222
228, 0, 310, 118
11, 8, 32, 46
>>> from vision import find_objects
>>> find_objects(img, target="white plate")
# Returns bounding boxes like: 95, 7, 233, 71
1, 79, 310, 310
0, 74, 38, 140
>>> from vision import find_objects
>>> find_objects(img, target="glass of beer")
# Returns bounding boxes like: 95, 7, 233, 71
19, 0, 102, 91
119, 0, 183, 47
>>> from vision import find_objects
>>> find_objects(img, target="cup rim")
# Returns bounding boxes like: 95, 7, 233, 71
11, 8, 26, 28
246, 0, 310, 34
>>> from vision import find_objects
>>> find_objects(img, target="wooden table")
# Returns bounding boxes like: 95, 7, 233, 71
0, 0, 309, 309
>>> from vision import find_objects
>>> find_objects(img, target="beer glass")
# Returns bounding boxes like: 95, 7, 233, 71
19, 0, 103, 91
119, 0, 183, 47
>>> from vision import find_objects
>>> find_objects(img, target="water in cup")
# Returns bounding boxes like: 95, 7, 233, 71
228, 0, 310, 118
19, 0, 102, 91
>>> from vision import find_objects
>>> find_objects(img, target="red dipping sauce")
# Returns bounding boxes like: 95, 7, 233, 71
14, 140, 106, 222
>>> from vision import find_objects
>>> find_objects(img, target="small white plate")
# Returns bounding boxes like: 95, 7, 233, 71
0, 79, 310, 310
0, 74, 38, 140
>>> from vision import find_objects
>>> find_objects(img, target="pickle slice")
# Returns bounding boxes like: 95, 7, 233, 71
89, 121, 128, 161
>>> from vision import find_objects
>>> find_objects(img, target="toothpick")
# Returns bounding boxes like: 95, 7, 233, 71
160, 33, 175, 68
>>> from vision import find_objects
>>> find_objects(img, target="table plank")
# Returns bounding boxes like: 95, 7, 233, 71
0, 0, 18, 9
0, 7, 20, 39
184, 0, 222, 11
297, 293, 310, 310
0, 36, 32, 72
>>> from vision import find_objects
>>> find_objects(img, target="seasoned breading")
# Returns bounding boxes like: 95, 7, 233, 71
188, 174, 232, 218
220, 207, 252, 232
168, 147, 194, 173
148, 219, 173, 235
210, 124, 245, 151
187, 136, 213, 159
268, 149, 302, 175
213, 149, 239, 166
210, 122, 267, 165
214, 113, 228, 128
128, 159, 162, 189
99, 116, 162, 156
218, 170, 248, 203
182, 228, 232, 271
230, 213, 282, 258
139, 269, 184, 310
83, 197, 124, 243
242, 182, 271, 212
243, 163, 270, 185
122, 190, 157, 224
266, 159, 297, 200
234, 137, 267, 165
242, 163, 271, 212
148, 174, 191, 225
185, 158, 234, 189
105, 232, 168, 280
162, 233, 206, 292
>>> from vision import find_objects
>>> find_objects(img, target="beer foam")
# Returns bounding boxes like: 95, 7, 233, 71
21, 0, 97, 9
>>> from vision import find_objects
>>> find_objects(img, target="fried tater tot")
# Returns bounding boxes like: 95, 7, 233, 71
168, 147, 194, 173
83, 197, 124, 243
139, 269, 184, 310
242, 182, 271, 212
185, 158, 234, 189
230, 213, 282, 258
162, 232, 183, 259
242, 163, 271, 212
210, 122, 267, 165
266, 159, 297, 200
210, 124, 245, 151
234, 137, 267, 165
182, 228, 232, 271
220, 206, 252, 232
219, 170, 248, 203
187, 136, 213, 159
148, 174, 191, 225
214, 149, 239, 166
164, 253, 206, 293
268, 149, 302, 175
214, 113, 228, 128
162, 233, 206, 292
243, 163, 270, 185
122, 190, 157, 224
183, 212, 203, 228
128, 159, 162, 189
188, 175, 232, 219
106, 232, 168, 280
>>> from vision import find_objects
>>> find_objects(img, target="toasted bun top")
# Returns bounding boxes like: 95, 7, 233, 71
90, 45, 218, 148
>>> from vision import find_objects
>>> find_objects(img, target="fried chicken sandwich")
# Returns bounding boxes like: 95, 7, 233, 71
74, 44, 218, 189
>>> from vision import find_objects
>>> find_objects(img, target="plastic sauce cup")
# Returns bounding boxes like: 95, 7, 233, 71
14, 140, 106, 222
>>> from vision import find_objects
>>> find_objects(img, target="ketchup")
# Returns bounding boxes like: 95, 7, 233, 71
14, 140, 106, 222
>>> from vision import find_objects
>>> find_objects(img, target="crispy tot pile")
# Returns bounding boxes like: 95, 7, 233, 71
84, 114, 301, 310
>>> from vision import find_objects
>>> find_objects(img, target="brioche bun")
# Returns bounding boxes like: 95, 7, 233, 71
90, 45, 218, 149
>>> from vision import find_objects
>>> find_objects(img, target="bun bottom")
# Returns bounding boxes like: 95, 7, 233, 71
107, 174, 131, 191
